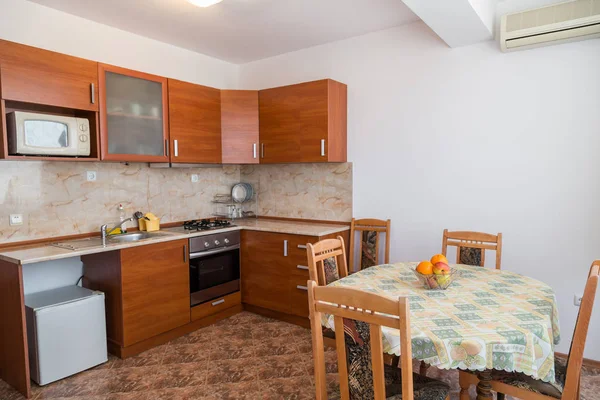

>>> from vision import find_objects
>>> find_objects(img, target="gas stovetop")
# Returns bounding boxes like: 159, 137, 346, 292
166, 219, 236, 234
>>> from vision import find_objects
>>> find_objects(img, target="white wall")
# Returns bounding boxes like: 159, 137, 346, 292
0, 0, 239, 88
239, 22, 600, 359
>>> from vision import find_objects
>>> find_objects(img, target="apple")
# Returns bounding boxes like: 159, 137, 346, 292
436, 274, 451, 287
427, 276, 439, 289
433, 262, 450, 275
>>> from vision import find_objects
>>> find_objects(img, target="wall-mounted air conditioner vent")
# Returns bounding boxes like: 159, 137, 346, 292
501, 0, 600, 51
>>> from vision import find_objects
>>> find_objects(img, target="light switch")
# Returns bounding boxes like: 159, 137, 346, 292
10, 214, 23, 226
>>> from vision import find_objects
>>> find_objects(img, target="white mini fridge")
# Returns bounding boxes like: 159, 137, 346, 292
25, 286, 108, 385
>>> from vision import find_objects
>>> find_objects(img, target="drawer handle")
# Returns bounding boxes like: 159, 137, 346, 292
284, 240, 288, 257
90, 83, 95, 104
212, 299, 225, 306
297, 244, 307, 249
297, 265, 309, 271
297, 285, 308, 291
321, 139, 325, 157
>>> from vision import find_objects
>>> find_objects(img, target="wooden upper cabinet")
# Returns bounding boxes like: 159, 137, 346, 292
168, 79, 222, 164
98, 64, 169, 162
0, 39, 98, 111
259, 79, 347, 164
221, 90, 259, 164
120, 239, 190, 346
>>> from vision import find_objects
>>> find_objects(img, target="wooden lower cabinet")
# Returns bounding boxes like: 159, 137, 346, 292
83, 239, 191, 352
241, 229, 349, 319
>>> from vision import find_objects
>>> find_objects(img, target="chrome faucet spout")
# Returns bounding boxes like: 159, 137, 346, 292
100, 212, 141, 246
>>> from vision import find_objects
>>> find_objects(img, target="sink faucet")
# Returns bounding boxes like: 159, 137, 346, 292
101, 212, 141, 246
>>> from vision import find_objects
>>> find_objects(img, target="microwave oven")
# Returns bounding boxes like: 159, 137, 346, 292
7, 111, 91, 157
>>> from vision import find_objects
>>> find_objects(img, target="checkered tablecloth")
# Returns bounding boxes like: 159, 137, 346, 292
322, 263, 561, 383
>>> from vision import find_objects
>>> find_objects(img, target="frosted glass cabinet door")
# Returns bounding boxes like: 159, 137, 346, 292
99, 64, 169, 162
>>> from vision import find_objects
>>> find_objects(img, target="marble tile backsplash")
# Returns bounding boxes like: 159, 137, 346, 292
0, 162, 239, 244
0, 161, 352, 244
241, 163, 352, 222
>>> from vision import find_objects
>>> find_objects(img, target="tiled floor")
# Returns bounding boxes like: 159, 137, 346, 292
0, 311, 598, 399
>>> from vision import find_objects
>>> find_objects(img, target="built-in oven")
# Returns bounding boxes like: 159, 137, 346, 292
189, 231, 240, 307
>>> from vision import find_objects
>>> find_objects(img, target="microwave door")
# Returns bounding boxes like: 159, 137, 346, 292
24, 120, 69, 150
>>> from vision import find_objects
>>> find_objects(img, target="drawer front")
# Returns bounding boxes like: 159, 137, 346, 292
191, 291, 241, 322
289, 276, 310, 318
287, 235, 319, 276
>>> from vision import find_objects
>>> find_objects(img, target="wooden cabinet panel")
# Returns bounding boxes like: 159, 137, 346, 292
191, 291, 240, 321
120, 239, 190, 346
169, 79, 222, 164
241, 230, 320, 316
99, 64, 169, 162
259, 79, 347, 164
221, 90, 259, 164
241, 230, 290, 313
0, 40, 98, 111
289, 275, 310, 318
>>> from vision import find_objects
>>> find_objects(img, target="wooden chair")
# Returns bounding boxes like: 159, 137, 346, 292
349, 218, 391, 272
306, 236, 349, 286
308, 280, 450, 400
459, 261, 600, 400
442, 229, 503, 269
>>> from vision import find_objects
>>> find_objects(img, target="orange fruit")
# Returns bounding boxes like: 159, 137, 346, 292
430, 254, 448, 265
416, 261, 434, 275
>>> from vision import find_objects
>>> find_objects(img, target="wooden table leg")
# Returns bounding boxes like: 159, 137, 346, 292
476, 370, 493, 400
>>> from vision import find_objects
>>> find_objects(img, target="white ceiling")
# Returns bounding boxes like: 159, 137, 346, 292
27, 0, 419, 64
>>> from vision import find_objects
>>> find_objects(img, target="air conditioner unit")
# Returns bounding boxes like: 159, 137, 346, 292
500, 0, 600, 52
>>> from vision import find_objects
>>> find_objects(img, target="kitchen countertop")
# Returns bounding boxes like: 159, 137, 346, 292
0, 219, 349, 265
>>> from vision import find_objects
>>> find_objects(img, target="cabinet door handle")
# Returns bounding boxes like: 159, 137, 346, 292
253, 143, 257, 159
174, 139, 179, 157
297, 285, 308, 291
283, 240, 288, 257
320, 139, 325, 157
212, 299, 225, 306
165, 139, 169, 156
297, 265, 309, 271
297, 244, 307, 249
261, 143, 265, 159
183, 244, 187, 263
90, 83, 95, 104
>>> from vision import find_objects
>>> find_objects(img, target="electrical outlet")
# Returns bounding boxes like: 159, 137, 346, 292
574, 294, 583, 306
9, 214, 23, 226
191, 174, 199, 183
87, 171, 97, 181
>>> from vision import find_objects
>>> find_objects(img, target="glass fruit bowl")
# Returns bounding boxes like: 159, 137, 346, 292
414, 267, 459, 290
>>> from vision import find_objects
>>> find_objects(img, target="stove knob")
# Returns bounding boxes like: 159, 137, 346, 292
204, 242, 210, 248
214, 240, 221, 246
224, 238, 230, 244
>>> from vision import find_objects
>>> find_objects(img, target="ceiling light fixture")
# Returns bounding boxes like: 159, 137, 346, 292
187, 0, 223, 7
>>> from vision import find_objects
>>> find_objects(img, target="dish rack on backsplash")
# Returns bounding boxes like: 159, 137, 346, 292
211, 192, 257, 220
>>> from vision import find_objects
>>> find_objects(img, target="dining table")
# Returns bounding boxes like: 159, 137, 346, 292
321, 262, 561, 400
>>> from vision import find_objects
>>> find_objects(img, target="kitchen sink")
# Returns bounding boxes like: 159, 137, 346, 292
107, 232, 172, 243
50, 231, 174, 250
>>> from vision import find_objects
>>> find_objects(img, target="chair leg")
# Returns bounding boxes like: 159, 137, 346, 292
458, 371, 471, 400
419, 360, 429, 376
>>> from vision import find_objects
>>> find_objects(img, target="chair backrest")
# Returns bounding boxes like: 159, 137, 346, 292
306, 237, 348, 286
349, 218, 391, 272
562, 261, 599, 399
308, 280, 413, 400
442, 229, 503, 269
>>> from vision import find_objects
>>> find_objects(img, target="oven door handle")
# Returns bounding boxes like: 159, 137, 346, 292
189, 244, 240, 259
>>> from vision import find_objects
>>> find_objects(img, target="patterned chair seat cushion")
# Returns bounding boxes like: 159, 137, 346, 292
464, 357, 566, 399
384, 365, 451, 400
